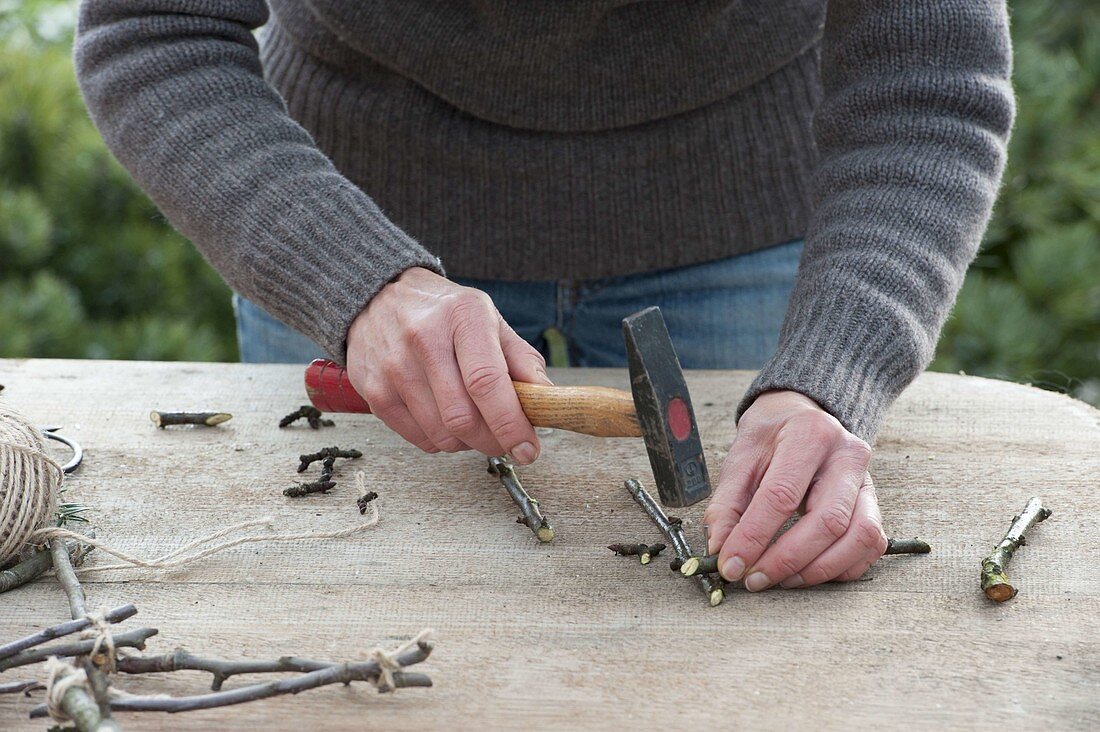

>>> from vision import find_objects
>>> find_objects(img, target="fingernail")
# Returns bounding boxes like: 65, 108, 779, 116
721, 556, 746, 581
536, 367, 554, 385
511, 441, 538, 465
744, 571, 771, 592
780, 574, 804, 589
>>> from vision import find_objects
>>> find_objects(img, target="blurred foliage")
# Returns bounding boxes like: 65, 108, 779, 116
931, 0, 1100, 404
0, 0, 234, 361
0, 2, 1097, 405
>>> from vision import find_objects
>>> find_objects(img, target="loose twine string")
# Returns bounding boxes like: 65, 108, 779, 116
33, 472, 381, 573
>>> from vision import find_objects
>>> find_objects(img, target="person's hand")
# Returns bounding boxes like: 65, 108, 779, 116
702, 390, 886, 591
345, 267, 552, 463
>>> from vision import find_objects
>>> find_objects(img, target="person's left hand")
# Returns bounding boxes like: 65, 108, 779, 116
702, 390, 886, 591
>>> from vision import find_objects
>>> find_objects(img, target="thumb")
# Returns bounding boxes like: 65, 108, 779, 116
499, 321, 553, 385
702, 450, 759, 555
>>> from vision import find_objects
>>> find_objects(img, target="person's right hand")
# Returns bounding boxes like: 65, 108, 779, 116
345, 266, 551, 464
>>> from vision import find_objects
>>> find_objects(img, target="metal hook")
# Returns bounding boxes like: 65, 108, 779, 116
38, 426, 84, 474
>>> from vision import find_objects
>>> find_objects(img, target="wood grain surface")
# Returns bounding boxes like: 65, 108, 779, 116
0, 359, 1097, 730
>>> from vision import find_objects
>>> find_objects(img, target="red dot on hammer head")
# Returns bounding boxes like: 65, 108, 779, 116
667, 397, 691, 442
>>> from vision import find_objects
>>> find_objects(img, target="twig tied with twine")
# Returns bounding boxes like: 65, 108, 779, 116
25, 623, 434, 721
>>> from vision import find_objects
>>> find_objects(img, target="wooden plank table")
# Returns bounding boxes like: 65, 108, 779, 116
0, 359, 1097, 730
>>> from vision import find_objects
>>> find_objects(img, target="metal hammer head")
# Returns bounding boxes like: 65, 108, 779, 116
622, 307, 712, 508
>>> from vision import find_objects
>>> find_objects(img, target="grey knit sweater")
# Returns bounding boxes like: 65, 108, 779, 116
73, 1, 1014, 441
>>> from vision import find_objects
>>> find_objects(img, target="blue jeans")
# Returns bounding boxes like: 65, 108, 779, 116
234, 239, 804, 369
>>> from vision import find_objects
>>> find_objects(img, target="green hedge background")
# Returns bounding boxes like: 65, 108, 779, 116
2, 1, 1098, 404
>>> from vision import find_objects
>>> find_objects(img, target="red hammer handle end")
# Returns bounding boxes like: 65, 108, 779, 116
305, 359, 372, 413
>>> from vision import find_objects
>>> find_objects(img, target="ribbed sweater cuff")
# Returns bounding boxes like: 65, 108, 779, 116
243, 178, 445, 363
735, 306, 920, 444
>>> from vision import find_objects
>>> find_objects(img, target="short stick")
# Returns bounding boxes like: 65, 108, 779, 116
51, 539, 87, 620
488, 457, 554, 542
608, 543, 666, 565
150, 411, 232, 428
0, 679, 41, 694
885, 537, 931, 555
681, 537, 933, 577
297, 447, 362, 473
283, 479, 336, 497
278, 405, 334, 429
0, 627, 157, 672
981, 496, 1052, 602
624, 478, 723, 606
30, 640, 434, 716
0, 604, 137, 661
357, 491, 379, 515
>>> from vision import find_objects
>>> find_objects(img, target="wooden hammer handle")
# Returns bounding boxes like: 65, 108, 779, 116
305, 359, 642, 438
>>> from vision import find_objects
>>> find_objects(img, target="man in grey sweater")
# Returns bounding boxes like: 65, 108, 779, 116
74, 1, 1014, 591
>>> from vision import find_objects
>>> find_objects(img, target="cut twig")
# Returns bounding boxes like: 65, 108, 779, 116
0, 627, 158, 672
31, 638, 434, 716
357, 491, 379, 515
0, 679, 41, 694
981, 496, 1052, 602
283, 479, 337, 497
0, 604, 137, 661
680, 537, 933, 577
624, 478, 723, 606
150, 411, 232, 428
297, 447, 362, 473
608, 543, 666, 565
487, 457, 553, 543
51, 539, 87, 620
279, 406, 334, 429
885, 537, 931, 555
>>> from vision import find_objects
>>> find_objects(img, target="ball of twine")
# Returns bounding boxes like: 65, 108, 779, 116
0, 400, 63, 565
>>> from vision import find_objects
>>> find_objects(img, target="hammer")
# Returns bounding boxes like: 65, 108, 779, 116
303, 306, 712, 508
